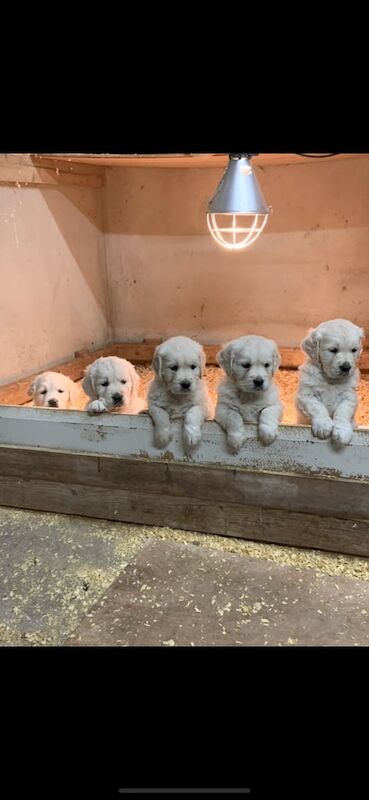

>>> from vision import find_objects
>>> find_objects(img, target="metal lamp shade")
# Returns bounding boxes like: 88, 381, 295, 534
207, 156, 271, 250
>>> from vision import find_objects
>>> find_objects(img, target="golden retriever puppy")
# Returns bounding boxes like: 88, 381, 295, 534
215, 335, 283, 451
28, 371, 80, 410
296, 318, 364, 446
148, 336, 214, 449
82, 356, 145, 415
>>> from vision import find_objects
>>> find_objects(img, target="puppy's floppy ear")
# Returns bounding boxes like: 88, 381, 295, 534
217, 343, 235, 377
129, 362, 140, 396
301, 329, 321, 365
82, 364, 97, 399
152, 345, 164, 379
271, 343, 281, 373
353, 325, 365, 356
199, 346, 206, 378
28, 378, 38, 397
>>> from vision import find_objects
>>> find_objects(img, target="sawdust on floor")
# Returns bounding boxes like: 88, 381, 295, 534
20, 366, 369, 426
1, 506, 369, 647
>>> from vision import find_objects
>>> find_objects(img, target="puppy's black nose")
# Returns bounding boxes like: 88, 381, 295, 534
180, 380, 191, 390
48, 399, 58, 407
112, 393, 122, 403
253, 378, 264, 388
340, 362, 351, 373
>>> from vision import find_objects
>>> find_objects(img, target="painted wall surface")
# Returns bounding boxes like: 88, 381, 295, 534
0, 185, 109, 383
103, 158, 369, 347
2, 156, 369, 385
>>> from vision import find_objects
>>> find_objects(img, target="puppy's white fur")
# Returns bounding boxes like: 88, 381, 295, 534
148, 336, 214, 449
215, 335, 283, 451
296, 318, 364, 446
82, 356, 145, 415
28, 371, 80, 410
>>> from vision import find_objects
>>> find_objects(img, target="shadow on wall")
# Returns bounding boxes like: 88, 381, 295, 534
39, 185, 109, 320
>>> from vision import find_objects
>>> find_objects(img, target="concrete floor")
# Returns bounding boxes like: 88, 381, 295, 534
1, 506, 369, 646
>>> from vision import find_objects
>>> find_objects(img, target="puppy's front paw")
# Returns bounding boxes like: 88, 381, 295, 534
87, 400, 107, 415
332, 421, 353, 446
312, 417, 333, 439
259, 422, 278, 445
227, 430, 246, 453
183, 426, 201, 449
154, 426, 172, 449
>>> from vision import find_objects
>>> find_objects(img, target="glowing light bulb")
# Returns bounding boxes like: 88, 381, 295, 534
207, 155, 271, 251
207, 212, 269, 250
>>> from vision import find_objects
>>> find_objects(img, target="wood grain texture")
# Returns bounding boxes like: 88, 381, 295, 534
0, 154, 104, 187
0, 471, 368, 557
0, 447, 368, 520
0, 446, 369, 556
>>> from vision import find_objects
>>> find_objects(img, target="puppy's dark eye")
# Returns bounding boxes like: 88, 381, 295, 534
101, 381, 109, 387
191, 364, 197, 370
329, 348, 338, 354
264, 363, 270, 368
170, 366, 178, 372
352, 348, 358, 353
40, 389, 47, 395
58, 389, 64, 393
242, 363, 251, 369
121, 379, 127, 384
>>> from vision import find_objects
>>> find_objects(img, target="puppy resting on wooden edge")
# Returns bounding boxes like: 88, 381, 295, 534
296, 318, 364, 446
82, 356, 145, 415
148, 336, 214, 450
215, 335, 283, 452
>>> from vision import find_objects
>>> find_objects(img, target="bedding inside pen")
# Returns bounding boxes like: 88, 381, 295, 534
3, 363, 369, 430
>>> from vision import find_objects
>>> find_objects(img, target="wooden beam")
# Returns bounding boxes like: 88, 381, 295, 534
32, 153, 369, 169
0, 408, 368, 481
0, 154, 104, 188
1, 465, 369, 557
1, 447, 369, 521
1, 340, 369, 407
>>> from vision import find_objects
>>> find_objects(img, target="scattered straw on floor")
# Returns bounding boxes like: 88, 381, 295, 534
126, 367, 369, 426
1, 505, 369, 647
21, 366, 369, 425
146, 525, 369, 582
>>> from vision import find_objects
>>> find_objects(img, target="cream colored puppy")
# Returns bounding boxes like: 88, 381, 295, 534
296, 318, 364, 446
28, 371, 79, 410
82, 356, 145, 415
148, 336, 214, 449
216, 335, 283, 451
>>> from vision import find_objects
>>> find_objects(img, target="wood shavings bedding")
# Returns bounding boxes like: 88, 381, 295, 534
134, 366, 369, 427
24, 366, 369, 426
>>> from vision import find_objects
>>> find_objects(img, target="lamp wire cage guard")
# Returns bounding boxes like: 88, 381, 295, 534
207, 211, 269, 250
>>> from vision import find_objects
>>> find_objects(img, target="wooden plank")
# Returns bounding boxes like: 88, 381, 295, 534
0, 165, 103, 188
0, 408, 369, 480
1, 154, 105, 177
33, 153, 369, 169
0, 155, 103, 188
0, 473, 369, 557
30, 156, 105, 177
1, 339, 369, 406
0, 446, 369, 521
